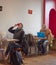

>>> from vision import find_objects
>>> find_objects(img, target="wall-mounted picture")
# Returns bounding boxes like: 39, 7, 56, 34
0, 6, 2, 11
28, 9, 33, 14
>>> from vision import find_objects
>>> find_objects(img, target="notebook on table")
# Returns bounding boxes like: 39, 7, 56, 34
37, 32, 46, 38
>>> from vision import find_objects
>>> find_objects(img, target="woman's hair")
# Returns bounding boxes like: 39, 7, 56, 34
42, 24, 46, 29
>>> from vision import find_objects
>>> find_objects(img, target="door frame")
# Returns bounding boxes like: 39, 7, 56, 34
43, 0, 56, 24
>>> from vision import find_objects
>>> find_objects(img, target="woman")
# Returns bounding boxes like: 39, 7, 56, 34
37, 24, 53, 54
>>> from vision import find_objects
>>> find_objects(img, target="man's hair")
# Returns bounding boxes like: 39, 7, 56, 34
21, 23, 23, 28
17, 23, 23, 28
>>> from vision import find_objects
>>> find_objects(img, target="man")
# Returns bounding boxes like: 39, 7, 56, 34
5, 23, 25, 65
8, 23, 24, 42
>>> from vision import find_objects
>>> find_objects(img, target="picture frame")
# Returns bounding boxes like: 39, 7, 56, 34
0, 6, 2, 11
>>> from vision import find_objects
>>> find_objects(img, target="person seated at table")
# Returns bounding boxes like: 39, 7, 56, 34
5, 23, 25, 65
37, 24, 53, 54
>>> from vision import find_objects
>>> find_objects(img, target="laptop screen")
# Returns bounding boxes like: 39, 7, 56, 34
37, 32, 46, 38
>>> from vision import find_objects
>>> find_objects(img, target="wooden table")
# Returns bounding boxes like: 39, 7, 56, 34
6, 39, 19, 42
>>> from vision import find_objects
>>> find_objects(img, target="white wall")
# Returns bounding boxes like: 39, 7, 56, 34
0, 0, 43, 38
45, 1, 55, 28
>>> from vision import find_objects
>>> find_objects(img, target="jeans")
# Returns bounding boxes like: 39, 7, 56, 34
16, 51, 23, 64
5, 42, 23, 65
37, 39, 49, 54
42, 40, 49, 54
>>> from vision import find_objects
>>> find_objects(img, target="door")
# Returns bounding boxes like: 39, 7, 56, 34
49, 9, 56, 38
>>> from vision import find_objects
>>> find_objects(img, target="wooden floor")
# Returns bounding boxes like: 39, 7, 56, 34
0, 51, 56, 65
0, 39, 56, 65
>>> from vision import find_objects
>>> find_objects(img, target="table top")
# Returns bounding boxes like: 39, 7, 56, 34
6, 39, 19, 42
0, 48, 5, 51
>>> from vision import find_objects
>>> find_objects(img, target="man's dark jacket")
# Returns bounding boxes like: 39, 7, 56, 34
8, 26, 25, 43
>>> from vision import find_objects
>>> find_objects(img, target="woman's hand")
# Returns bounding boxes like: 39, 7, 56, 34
38, 37, 47, 40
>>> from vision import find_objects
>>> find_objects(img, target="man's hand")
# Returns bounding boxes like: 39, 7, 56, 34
4, 55, 9, 61
13, 24, 17, 27
4, 57, 8, 61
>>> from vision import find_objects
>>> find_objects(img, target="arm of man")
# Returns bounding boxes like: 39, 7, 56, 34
8, 26, 15, 33
8, 24, 18, 33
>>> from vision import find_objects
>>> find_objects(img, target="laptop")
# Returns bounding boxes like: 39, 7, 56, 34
37, 32, 46, 38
